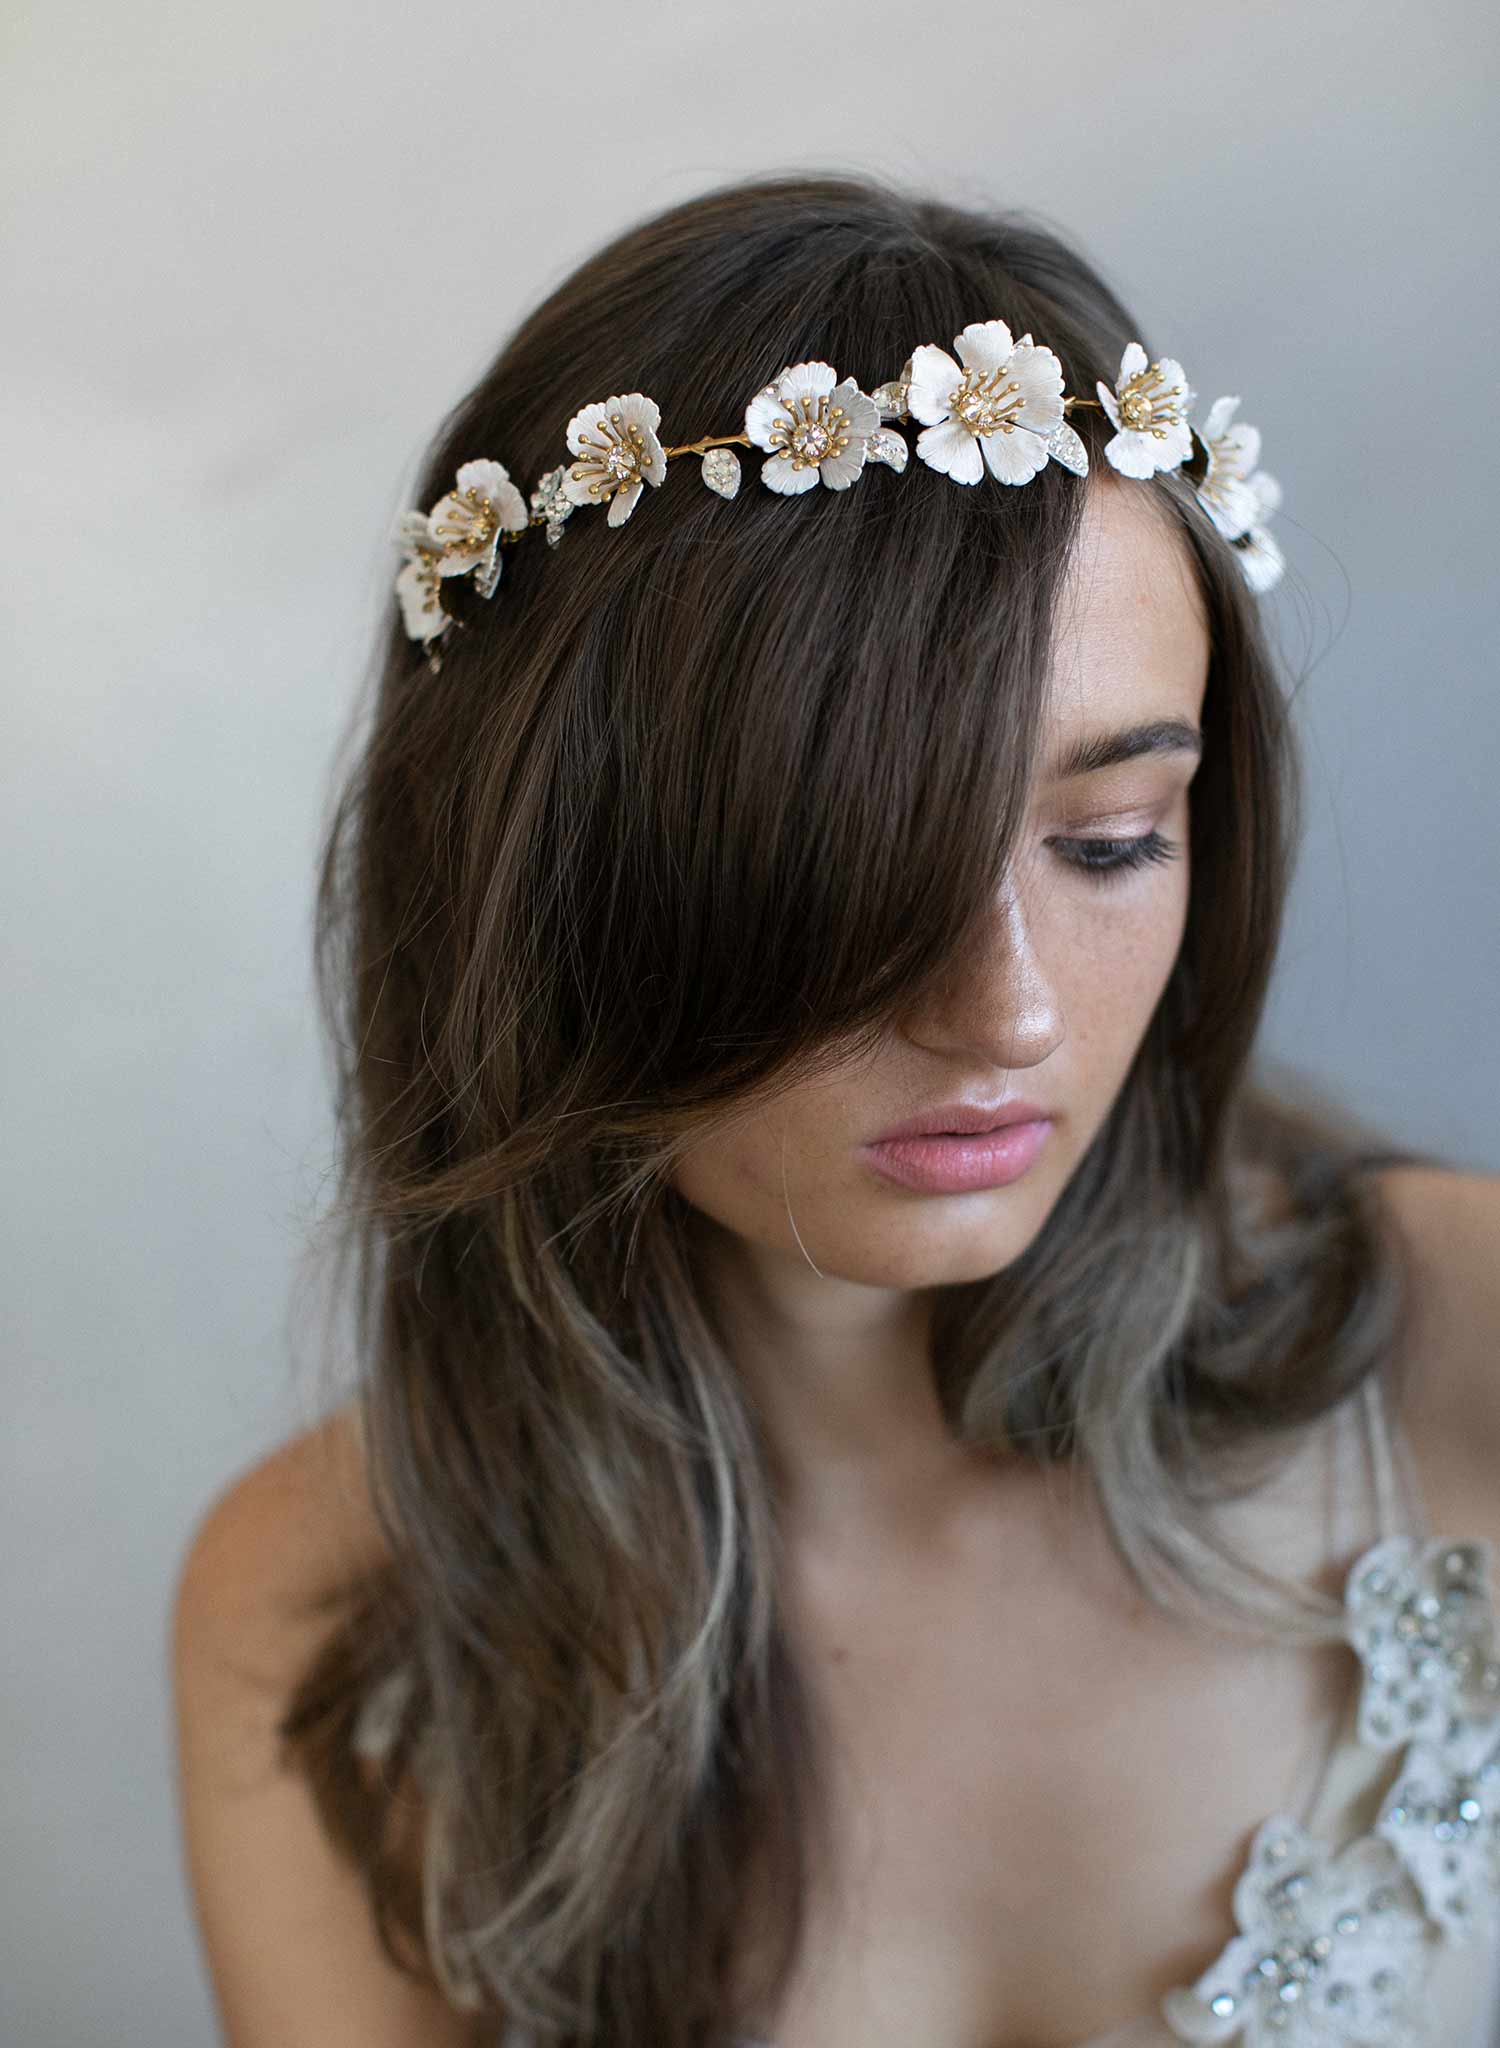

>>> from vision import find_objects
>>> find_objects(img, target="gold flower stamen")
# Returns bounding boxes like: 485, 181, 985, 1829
1117, 362, 1186, 439
952, 366, 1024, 435
767, 394, 849, 471
572, 410, 652, 499
430, 487, 500, 557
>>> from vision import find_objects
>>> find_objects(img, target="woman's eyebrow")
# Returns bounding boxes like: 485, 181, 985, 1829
1048, 718, 1204, 781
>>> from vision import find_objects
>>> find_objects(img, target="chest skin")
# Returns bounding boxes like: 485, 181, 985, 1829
723, 1415, 1382, 2048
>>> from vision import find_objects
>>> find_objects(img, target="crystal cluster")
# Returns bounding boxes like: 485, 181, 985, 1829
529, 464, 576, 547
1347, 1539, 1500, 1749
1045, 420, 1089, 476
864, 427, 908, 473
1161, 1814, 1430, 2044
700, 447, 741, 498
869, 374, 911, 420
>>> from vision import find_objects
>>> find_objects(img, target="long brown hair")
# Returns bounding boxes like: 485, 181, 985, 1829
278, 169, 1448, 2046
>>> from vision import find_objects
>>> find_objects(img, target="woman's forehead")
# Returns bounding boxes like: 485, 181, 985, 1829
1047, 481, 1210, 734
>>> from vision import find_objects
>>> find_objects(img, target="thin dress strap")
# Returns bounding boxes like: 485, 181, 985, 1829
1361, 1366, 1432, 1546
1291, 1375, 1411, 1831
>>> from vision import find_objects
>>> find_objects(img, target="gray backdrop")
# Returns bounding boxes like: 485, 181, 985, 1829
4, 0, 1497, 2040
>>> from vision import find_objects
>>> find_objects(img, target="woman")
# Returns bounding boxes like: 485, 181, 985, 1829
171, 171, 1500, 2048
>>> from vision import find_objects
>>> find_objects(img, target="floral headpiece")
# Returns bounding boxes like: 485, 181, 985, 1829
394, 323, 1285, 668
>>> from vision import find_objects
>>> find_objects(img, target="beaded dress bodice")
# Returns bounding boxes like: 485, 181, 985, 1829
358, 1375, 1500, 2048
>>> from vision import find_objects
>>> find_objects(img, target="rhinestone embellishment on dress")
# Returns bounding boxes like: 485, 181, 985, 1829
1347, 1539, 1500, 1747
1160, 1534, 1500, 2044
1160, 1815, 1429, 2043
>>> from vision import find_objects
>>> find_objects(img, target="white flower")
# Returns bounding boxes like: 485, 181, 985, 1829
562, 393, 667, 526
1231, 470, 1287, 594
1195, 396, 1266, 540
1191, 395, 1288, 594
906, 320, 1065, 486
392, 510, 450, 644
394, 554, 449, 643
396, 508, 437, 555
427, 459, 529, 598
743, 361, 880, 494
392, 459, 528, 643
1160, 1812, 1429, 2045
1096, 341, 1196, 479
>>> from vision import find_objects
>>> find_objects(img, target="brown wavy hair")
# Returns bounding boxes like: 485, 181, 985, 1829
277, 169, 1447, 2047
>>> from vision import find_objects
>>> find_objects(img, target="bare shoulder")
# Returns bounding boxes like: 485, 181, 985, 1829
175, 1399, 387, 1634
170, 1407, 479, 2047
1368, 1162, 1500, 1539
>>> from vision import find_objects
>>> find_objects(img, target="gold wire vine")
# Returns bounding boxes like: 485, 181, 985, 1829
424, 387, 1117, 669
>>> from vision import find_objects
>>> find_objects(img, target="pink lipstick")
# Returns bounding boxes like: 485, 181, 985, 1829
860, 1099, 1054, 1194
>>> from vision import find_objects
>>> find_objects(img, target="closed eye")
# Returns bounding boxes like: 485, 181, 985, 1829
1050, 829, 1182, 883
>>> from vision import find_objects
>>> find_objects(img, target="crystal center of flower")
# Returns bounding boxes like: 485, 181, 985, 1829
1118, 363, 1185, 438
432, 488, 499, 558
952, 366, 1022, 435
574, 413, 648, 497
772, 394, 848, 470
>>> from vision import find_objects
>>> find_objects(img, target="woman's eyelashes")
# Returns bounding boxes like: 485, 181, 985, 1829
1048, 828, 1182, 884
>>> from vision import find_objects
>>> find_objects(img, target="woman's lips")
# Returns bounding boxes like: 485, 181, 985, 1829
859, 1119, 1053, 1193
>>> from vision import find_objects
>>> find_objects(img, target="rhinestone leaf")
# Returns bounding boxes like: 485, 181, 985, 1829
1046, 420, 1089, 476
870, 377, 910, 421
864, 428, 909, 474
529, 464, 576, 548
700, 447, 741, 499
